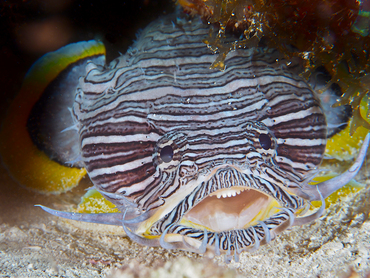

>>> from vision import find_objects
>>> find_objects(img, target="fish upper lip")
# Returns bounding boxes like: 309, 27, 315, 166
149, 166, 304, 235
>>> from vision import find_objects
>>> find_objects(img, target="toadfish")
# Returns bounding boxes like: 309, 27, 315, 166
1, 13, 369, 262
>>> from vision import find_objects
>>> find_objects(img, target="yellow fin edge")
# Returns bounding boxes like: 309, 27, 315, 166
0, 41, 105, 193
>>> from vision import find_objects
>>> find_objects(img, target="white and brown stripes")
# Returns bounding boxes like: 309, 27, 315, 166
72, 13, 327, 245
154, 208, 294, 254
149, 166, 304, 235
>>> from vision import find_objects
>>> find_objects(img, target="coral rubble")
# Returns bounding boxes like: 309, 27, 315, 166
178, 0, 370, 132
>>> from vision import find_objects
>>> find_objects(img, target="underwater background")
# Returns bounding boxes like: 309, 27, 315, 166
0, 1, 369, 277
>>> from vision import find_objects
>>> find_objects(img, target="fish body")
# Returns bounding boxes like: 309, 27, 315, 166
77, 15, 324, 242
2, 13, 369, 261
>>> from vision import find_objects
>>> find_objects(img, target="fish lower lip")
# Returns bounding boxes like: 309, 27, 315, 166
158, 207, 295, 256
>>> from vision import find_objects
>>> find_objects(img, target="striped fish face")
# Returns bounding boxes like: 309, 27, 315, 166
74, 14, 327, 255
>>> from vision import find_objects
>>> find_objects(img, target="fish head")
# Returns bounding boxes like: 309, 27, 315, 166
74, 47, 329, 256
79, 88, 322, 256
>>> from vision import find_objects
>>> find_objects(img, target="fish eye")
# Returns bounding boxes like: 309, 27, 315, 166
259, 134, 272, 150
160, 145, 174, 163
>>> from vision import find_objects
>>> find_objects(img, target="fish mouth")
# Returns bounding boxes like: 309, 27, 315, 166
147, 167, 305, 256
185, 187, 280, 232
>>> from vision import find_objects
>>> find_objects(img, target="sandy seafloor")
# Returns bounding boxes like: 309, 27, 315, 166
1, 158, 370, 278
1, 1, 370, 277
